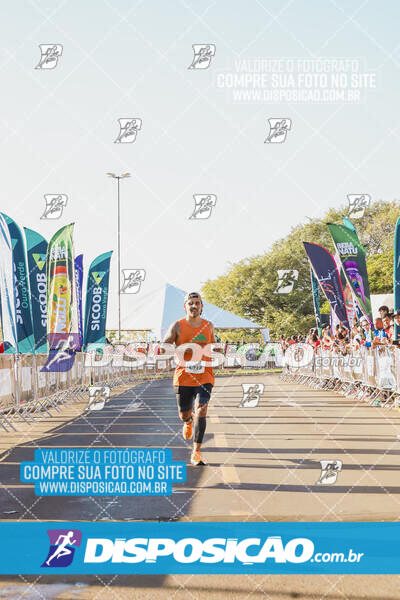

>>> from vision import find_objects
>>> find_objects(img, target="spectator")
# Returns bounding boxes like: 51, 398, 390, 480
373, 317, 388, 346
378, 305, 389, 319
153, 341, 162, 355
361, 318, 373, 347
392, 310, 400, 345
350, 324, 363, 349
383, 315, 393, 340
333, 331, 347, 355
322, 328, 334, 350
310, 333, 320, 349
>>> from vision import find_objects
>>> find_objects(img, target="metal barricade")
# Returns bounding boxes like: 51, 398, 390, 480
375, 346, 396, 390
320, 349, 332, 379
0, 354, 16, 411
342, 354, 353, 384
281, 344, 400, 410
351, 350, 363, 382
35, 354, 49, 399
364, 347, 377, 388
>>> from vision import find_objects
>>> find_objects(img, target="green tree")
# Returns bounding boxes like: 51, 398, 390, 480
367, 250, 393, 294
202, 201, 400, 339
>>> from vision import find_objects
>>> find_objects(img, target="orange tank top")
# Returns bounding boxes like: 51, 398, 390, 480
173, 318, 215, 387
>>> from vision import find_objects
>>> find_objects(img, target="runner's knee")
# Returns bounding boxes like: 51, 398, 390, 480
196, 404, 208, 417
179, 410, 192, 422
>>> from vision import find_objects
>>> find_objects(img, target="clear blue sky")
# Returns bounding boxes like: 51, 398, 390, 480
1, 0, 398, 330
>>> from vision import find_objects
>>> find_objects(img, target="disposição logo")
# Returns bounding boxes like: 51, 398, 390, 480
41, 529, 82, 567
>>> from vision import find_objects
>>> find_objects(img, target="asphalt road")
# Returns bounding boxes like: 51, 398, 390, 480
1, 372, 400, 598
1, 372, 400, 521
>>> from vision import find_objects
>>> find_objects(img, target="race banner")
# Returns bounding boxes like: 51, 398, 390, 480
394, 216, 400, 339
24, 228, 48, 353
0, 214, 17, 352
74, 254, 84, 351
2, 213, 34, 353
303, 242, 349, 328
310, 265, 322, 335
83, 251, 113, 351
42, 223, 79, 372
327, 223, 373, 323
341, 217, 359, 325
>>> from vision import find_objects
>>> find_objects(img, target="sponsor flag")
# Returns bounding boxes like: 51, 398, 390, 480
327, 223, 372, 323
310, 265, 322, 335
303, 242, 349, 328
342, 217, 364, 323
74, 254, 84, 351
24, 228, 48, 353
342, 215, 357, 233
2, 214, 34, 353
394, 216, 400, 339
0, 215, 17, 352
84, 251, 113, 351
42, 223, 79, 372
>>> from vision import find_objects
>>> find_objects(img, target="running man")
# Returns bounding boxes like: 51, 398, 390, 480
163, 292, 218, 466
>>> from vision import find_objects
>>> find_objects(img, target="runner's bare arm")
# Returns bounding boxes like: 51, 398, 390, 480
162, 321, 180, 346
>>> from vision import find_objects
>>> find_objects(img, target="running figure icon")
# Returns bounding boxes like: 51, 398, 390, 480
45, 531, 77, 566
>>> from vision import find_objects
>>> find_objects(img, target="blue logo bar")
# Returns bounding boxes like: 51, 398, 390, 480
0, 522, 399, 574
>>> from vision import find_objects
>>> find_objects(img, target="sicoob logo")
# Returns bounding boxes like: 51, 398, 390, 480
42, 529, 82, 567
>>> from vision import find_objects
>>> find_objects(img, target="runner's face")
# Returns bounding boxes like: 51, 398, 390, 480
185, 298, 202, 317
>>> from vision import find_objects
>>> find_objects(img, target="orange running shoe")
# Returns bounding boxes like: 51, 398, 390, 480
182, 417, 193, 441
191, 451, 206, 466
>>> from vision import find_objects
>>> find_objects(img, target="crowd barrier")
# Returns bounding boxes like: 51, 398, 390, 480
281, 344, 400, 409
0, 349, 176, 433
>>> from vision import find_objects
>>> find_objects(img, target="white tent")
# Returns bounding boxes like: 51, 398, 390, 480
159, 283, 262, 340
111, 283, 264, 341
371, 293, 394, 318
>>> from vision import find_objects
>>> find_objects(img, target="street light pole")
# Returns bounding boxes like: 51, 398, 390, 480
107, 172, 131, 341
117, 176, 121, 340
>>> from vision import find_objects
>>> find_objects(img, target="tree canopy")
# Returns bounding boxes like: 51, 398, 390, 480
201, 200, 400, 341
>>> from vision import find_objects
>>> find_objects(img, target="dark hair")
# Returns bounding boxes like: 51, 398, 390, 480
379, 305, 389, 313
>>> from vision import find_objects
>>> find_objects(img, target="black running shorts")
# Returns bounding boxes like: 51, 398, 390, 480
174, 383, 213, 413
